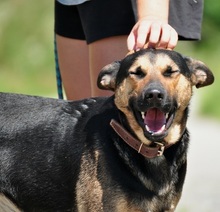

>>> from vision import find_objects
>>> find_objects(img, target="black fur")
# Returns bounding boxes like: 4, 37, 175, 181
0, 93, 188, 212
0, 49, 214, 211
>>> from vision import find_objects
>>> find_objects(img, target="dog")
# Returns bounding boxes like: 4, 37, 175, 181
0, 49, 214, 211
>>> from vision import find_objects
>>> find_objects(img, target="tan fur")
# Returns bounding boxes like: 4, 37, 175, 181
0, 194, 20, 212
116, 198, 143, 212
115, 196, 177, 212
115, 53, 193, 146
76, 151, 103, 212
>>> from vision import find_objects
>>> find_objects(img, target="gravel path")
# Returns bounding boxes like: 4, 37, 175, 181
177, 102, 220, 211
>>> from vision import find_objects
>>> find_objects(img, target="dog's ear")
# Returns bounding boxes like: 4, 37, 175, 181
97, 61, 121, 91
184, 57, 214, 88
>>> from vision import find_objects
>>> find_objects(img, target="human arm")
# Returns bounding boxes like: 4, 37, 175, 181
127, 0, 178, 51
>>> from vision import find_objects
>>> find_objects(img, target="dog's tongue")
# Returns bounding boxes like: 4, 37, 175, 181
144, 108, 166, 132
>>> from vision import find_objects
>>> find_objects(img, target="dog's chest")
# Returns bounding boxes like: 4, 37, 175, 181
75, 149, 178, 212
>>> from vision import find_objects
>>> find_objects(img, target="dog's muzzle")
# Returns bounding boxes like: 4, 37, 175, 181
134, 87, 176, 141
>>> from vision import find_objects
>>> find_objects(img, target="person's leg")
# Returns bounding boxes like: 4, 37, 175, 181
77, 0, 135, 97
56, 34, 91, 100
89, 35, 128, 97
55, 0, 135, 99
55, 2, 91, 100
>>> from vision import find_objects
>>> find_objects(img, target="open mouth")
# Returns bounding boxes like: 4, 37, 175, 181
141, 108, 175, 138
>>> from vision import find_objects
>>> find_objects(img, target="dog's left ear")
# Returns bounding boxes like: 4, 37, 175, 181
184, 57, 214, 88
97, 61, 121, 91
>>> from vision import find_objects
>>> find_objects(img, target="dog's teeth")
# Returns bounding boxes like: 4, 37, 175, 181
145, 125, 149, 131
145, 124, 166, 135
141, 112, 145, 119
154, 125, 166, 135
165, 113, 169, 119
160, 124, 166, 132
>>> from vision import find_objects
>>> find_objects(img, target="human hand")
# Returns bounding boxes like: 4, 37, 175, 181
127, 18, 178, 51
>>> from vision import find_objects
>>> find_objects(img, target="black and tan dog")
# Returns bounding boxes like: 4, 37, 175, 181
0, 49, 214, 211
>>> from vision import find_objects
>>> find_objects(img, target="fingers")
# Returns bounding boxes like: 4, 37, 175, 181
148, 22, 162, 48
127, 27, 136, 51
156, 24, 178, 50
127, 20, 178, 51
127, 20, 151, 51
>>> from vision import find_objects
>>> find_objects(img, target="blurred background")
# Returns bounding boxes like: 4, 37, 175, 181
0, 1, 219, 211
0, 1, 219, 118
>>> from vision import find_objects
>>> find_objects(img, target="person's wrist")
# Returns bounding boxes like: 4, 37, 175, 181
137, 15, 168, 24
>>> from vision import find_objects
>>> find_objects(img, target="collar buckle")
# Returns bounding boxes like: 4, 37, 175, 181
154, 142, 165, 156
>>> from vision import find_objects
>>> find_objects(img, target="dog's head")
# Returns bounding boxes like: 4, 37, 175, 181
97, 49, 214, 145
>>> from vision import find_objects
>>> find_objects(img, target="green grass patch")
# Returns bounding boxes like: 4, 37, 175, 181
175, 19, 220, 120
0, 1, 56, 97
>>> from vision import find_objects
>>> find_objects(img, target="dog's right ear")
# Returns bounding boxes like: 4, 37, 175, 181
97, 61, 121, 91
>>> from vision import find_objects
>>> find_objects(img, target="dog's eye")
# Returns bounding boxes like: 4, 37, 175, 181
163, 66, 179, 77
129, 67, 146, 78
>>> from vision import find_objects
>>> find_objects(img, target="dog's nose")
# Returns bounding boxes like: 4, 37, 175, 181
145, 89, 164, 102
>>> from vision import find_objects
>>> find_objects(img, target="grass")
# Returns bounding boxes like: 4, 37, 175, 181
0, 1, 219, 119
175, 19, 220, 120
0, 1, 56, 97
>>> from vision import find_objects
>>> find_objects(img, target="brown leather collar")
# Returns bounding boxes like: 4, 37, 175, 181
110, 119, 171, 158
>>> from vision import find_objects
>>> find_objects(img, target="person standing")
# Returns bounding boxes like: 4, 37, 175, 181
55, 0, 203, 100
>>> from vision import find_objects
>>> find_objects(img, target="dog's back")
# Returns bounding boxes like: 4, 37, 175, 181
0, 92, 188, 211
0, 93, 116, 211
0, 49, 214, 211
